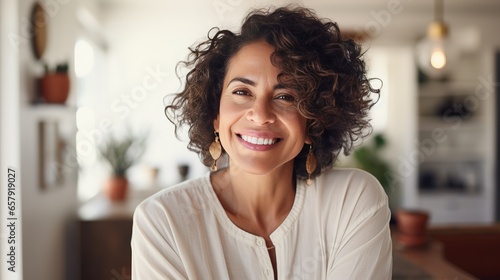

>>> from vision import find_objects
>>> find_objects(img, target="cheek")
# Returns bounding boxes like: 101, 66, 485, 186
291, 116, 310, 143
215, 108, 237, 138
215, 95, 239, 131
219, 100, 245, 123
286, 113, 307, 132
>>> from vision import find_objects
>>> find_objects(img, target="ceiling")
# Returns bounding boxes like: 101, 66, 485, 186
99, 0, 500, 14
96, 0, 500, 45
310, 0, 500, 13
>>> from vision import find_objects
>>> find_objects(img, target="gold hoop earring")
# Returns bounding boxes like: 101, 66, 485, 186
209, 131, 222, 171
306, 144, 317, 186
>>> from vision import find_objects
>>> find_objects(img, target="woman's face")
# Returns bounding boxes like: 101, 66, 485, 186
214, 40, 310, 175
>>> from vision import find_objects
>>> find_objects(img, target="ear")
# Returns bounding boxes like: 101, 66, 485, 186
213, 114, 220, 131
304, 122, 312, 145
304, 127, 311, 145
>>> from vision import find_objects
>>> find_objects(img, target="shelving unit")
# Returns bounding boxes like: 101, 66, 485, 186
416, 50, 496, 225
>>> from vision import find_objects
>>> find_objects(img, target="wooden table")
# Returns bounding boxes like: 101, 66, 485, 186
393, 232, 478, 280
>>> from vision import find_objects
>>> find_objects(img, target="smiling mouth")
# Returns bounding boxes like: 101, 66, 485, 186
238, 134, 281, 145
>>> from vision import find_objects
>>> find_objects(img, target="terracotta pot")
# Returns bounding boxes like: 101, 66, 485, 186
39, 73, 70, 103
397, 232, 428, 247
396, 209, 430, 247
104, 176, 128, 201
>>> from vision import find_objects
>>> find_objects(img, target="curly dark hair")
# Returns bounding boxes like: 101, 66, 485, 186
165, 5, 379, 180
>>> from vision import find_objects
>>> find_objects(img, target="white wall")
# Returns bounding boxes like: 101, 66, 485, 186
15, 0, 100, 279
354, 46, 419, 211
18, 0, 77, 278
383, 45, 419, 210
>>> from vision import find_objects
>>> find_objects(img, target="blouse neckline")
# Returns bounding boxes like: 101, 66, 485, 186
202, 172, 307, 247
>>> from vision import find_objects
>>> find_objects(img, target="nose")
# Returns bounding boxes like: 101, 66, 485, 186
246, 98, 276, 125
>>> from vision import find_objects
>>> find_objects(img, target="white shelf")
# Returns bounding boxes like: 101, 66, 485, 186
418, 116, 484, 129
421, 153, 485, 163
25, 104, 77, 120
419, 189, 482, 197
419, 192, 492, 224
419, 81, 478, 97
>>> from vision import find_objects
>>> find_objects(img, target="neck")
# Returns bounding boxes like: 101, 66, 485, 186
212, 163, 296, 235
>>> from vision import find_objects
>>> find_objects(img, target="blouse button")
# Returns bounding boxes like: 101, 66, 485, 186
256, 239, 264, 246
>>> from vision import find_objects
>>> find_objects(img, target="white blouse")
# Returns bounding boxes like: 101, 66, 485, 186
131, 168, 392, 280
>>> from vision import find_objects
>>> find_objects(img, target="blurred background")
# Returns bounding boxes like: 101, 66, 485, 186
1, 0, 499, 279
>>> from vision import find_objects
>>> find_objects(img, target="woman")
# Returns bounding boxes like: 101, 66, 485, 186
132, 6, 392, 280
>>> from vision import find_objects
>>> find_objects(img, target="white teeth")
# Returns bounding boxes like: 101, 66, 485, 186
241, 135, 276, 145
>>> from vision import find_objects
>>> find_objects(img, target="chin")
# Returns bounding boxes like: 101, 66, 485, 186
230, 161, 293, 177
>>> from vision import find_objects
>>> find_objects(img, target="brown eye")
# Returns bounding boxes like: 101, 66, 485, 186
232, 89, 250, 96
276, 94, 295, 102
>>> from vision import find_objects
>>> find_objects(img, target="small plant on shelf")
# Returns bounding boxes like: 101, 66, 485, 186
39, 61, 70, 104
43, 62, 69, 74
98, 131, 147, 201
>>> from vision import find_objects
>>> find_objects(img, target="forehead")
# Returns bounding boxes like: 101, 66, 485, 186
233, 40, 275, 58
225, 41, 278, 77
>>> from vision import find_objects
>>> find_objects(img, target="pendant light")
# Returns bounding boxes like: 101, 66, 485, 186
416, 0, 458, 79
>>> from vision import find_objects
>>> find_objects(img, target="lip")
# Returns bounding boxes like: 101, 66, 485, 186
236, 132, 282, 151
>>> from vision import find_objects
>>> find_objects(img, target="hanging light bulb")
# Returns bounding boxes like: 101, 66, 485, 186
416, 0, 459, 79
430, 49, 446, 69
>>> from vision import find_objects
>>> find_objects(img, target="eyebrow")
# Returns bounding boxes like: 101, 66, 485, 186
226, 77, 287, 90
227, 77, 256, 88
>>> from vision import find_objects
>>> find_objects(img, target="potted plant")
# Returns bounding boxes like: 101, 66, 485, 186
351, 133, 429, 247
351, 133, 393, 194
39, 62, 70, 104
99, 132, 146, 201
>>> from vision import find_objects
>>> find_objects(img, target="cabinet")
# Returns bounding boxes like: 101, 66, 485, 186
80, 219, 133, 280
416, 50, 496, 224
78, 189, 156, 280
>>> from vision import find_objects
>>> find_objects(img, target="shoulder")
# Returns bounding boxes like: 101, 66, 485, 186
304, 168, 390, 247
315, 167, 387, 202
318, 167, 381, 184
134, 175, 212, 222
308, 167, 389, 223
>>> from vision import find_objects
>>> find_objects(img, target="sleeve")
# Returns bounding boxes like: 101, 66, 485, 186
131, 198, 188, 280
326, 173, 393, 280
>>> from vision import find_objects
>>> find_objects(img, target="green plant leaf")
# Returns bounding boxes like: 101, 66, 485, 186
98, 132, 146, 176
